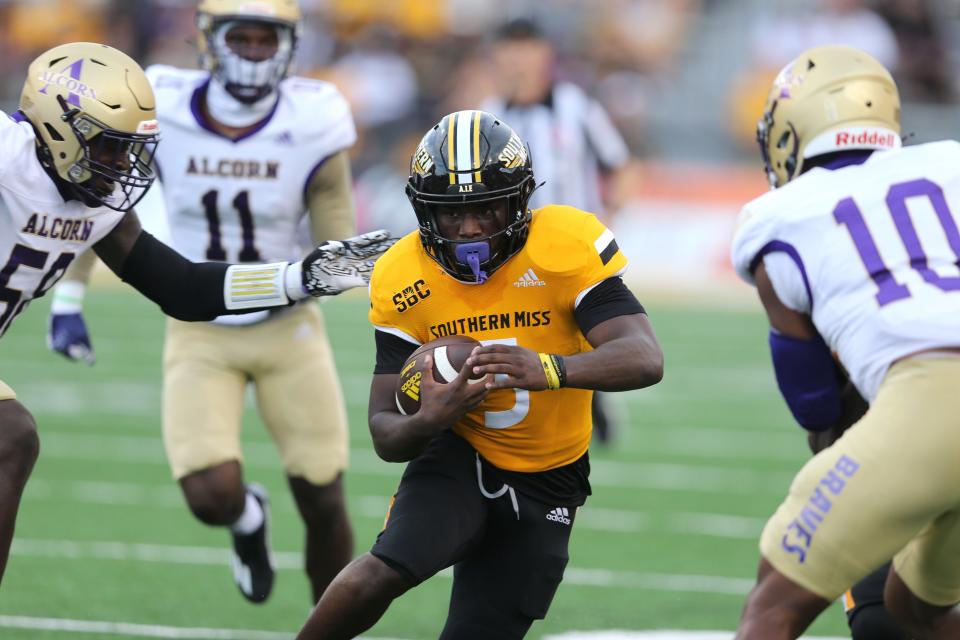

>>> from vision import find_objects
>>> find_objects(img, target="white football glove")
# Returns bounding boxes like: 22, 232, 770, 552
301, 229, 396, 297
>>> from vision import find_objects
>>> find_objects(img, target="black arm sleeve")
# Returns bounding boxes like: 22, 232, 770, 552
119, 231, 232, 322
574, 277, 646, 335
374, 330, 419, 374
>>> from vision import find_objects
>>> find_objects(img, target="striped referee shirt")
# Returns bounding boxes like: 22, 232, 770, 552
482, 82, 629, 215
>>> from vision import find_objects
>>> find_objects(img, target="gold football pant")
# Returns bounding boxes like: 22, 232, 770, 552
761, 356, 960, 606
162, 303, 348, 485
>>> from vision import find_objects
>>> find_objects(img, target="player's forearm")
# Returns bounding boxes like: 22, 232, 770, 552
307, 151, 356, 243
115, 231, 304, 322
50, 249, 98, 313
564, 335, 663, 391
368, 411, 443, 463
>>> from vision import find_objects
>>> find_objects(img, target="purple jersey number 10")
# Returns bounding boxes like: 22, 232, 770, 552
834, 178, 960, 306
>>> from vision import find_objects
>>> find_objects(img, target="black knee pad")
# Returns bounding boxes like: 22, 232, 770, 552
848, 603, 910, 640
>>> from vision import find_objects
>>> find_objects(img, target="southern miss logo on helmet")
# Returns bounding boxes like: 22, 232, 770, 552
412, 142, 434, 176
498, 133, 528, 170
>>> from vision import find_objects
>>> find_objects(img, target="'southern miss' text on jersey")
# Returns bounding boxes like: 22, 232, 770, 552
369, 205, 628, 472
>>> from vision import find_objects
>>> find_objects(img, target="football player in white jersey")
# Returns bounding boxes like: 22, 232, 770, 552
47, 1, 364, 604
0, 40, 392, 589
732, 45, 960, 639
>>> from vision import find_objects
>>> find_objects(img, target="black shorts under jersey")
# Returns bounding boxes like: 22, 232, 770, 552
844, 561, 909, 640
371, 430, 587, 639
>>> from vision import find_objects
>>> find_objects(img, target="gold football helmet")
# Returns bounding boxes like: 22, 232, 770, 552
757, 45, 901, 189
19, 42, 160, 211
197, 0, 301, 103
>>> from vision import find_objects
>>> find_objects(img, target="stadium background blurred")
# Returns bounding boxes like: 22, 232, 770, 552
0, 1, 957, 638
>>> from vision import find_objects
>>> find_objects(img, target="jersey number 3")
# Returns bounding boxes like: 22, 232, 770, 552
202, 189, 262, 263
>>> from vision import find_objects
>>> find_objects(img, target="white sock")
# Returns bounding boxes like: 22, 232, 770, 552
230, 491, 264, 535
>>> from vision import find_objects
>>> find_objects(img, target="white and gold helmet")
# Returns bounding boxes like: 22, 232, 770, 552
757, 45, 901, 189
19, 42, 160, 211
197, 0, 301, 104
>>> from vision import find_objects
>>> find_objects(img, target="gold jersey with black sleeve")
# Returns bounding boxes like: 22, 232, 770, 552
369, 204, 633, 473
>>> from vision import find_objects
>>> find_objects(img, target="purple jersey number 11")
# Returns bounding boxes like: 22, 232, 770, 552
834, 178, 960, 306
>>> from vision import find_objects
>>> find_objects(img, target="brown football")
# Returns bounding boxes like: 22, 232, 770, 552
395, 335, 484, 415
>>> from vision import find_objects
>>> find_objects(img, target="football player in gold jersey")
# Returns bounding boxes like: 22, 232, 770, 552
295, 110, 663, 639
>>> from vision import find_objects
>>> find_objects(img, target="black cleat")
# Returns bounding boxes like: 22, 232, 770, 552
230, 483, 275, 603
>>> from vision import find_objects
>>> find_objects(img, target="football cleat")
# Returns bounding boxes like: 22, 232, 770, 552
230, 483, 275, 603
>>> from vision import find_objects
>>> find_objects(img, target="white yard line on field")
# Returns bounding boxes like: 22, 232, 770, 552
0, 615, 404, 640
10, 538, 756, 596
543, 633, 846, 640
0, 617, 848, 640
33, 430, 797, 494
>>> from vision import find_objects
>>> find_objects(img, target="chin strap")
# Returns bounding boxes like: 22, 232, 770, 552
454, 242, 490, 283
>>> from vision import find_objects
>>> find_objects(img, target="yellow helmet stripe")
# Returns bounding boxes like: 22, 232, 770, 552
472, 110, 482, 182
447, 113, 457, 185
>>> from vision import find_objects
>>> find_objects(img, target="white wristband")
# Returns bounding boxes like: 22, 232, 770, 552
284, 261, 308, 301
224, 262, 291, 311
51, 281, 86, 314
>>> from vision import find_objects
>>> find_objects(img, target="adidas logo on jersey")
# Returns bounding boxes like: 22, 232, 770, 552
514, 268, 546, 288
546, 507, 571, 525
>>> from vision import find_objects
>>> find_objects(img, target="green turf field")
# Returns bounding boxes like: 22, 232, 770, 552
0, 289, 850, 639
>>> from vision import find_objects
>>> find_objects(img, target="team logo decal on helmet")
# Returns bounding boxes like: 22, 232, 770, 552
197, 0, 301, 104
20, 42, 160, 212
757, 44, 901, 189
406, 110, 537, 284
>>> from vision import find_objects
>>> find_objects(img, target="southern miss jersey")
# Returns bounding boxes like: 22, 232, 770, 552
369, 205, 628, 472
145, 65, 355, 266
733, 141, 960, 401
0, 111, 123, 338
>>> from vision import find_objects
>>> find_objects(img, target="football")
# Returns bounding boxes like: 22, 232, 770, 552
395, 335, 484, 415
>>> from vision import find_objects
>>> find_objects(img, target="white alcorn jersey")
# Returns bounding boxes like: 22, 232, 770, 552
145, 65, 356, 323
733, 141, 960, 401
0, 112, 124, 338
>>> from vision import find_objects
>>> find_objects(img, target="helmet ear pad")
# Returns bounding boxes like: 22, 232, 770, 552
406, 111, 537, 283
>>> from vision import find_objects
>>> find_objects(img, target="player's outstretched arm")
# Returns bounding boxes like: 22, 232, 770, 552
93, 211, 394, 321
367, 353, 489, 462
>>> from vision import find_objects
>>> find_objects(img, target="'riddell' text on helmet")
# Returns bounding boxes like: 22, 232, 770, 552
756, 45, 901, 189
406, 110, 536, 284
19, 42, 160, 211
